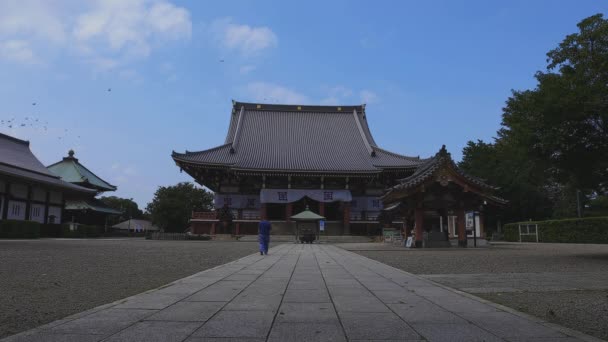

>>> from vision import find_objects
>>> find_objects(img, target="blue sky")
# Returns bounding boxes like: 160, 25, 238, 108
0, 0, 605, 208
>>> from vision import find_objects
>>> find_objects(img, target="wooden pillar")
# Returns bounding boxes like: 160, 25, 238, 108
260, 203, 267, 220
210, 222, 216, 235
285, 203, 293, 222
43, 190, 49, 224
2, 183, 11, 220
479, 212, 485, 239
235, 222, 240, 236
415, 208, 424, 248
319, 202, 325, 217
343, 202, 351, 235
24, 185, 32, 221
457, 209, 467, 247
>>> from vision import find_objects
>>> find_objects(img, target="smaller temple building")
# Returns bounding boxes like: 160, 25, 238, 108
47, 150, 122, 227
382, 146, 506, 247
0, 133, 94, 224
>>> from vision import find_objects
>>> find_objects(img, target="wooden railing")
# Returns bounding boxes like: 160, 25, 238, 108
191, 212, 218, 220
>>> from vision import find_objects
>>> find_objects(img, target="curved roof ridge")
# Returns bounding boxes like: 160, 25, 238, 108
175, 143, 234, 157
373, 146, 421, 161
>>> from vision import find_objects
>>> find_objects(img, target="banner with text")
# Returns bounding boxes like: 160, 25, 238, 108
259, 189, 352, 204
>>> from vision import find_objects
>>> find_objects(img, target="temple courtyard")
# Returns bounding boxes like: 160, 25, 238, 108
1, 241, 606, 341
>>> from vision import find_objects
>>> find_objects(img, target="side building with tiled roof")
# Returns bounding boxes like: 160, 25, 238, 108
47, 150, 122, 228
173, 101, 426, 236
0, 133, 95, 225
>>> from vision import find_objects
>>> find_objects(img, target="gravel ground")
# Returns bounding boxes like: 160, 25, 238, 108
341, 242, 608, 340
478, 290, 608, 340
340, 242, 608, 274
0, 239, 263, 339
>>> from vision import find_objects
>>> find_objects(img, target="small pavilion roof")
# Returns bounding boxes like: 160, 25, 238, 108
172, 101, 423, 174
0, 133, 95, 194
47, 150, 117, 192
291, 206, 325, 221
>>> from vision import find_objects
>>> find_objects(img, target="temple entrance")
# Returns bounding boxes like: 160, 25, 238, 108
293, 197, 319, 215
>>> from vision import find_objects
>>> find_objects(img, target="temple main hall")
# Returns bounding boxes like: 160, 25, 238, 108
172, 101, 504, 247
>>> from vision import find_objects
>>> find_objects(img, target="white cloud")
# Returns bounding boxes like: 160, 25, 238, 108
239, 65, 256, 74
360, 90, 379, 104
212, 18, 277, 55
73, 0, 191, 61
0, 0, 191, 68
0, 0, 66, 43
320, 85, 354, 105
246, 82, 308, 104
0, 40, 38, 64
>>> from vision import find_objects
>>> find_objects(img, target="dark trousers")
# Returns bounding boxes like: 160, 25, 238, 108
259, 234, 269, 254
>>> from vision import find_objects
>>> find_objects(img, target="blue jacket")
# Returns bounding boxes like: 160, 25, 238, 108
258, 220, 272, 236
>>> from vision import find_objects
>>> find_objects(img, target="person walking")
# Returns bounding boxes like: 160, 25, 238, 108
258, 220, 272, 255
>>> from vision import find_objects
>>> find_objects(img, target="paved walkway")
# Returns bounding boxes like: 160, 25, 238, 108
3, 244, 602, 342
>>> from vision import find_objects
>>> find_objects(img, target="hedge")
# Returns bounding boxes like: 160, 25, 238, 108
61, 224, 102, 238
504, 217, 608, 243
0, 220, 40, 239
40, 224, 63, 238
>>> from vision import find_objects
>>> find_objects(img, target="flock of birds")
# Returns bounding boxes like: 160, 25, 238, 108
1, 98, 94, 140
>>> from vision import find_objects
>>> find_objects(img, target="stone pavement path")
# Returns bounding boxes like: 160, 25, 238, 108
2, 244, 602, 342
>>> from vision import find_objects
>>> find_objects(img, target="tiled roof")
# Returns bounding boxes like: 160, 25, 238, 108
47, 150, 117, 192
391, 145, 497, 191
0, 133, 95, 194
173, 101, 423, 173
384, 145, 506, 204
65, 198, 123, 214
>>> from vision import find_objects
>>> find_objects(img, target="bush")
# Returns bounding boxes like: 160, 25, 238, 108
40, 224, 62, 237
61, 223, 102, 238
0, 220, 40, 239
185, 233, 212, 241
504, 217, 608, 243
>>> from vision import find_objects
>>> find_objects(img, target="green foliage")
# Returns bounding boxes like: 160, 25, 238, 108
40, 224, 63, 237
587, 195, 608, 217
99, 196, 144, 225
185, 233, 212, 241
460, 14, 608, 222
146, 182, 214, 232
504, 217, 608, 243
61, 224, 102, 238
0, 220, 40, 239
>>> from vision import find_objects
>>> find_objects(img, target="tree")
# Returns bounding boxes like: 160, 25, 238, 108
146, 182, 214, 232
99, 196, 144, 226
460, 14, 608, 221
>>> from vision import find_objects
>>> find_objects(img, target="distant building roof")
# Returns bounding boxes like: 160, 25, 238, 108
47, 150, 117, 192
112, 219, 159, 231
65, 198, 123, 215
0, 133, 94, 194
172, 101, 424, 174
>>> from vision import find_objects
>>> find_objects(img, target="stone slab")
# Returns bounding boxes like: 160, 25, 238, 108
276, 302, 339, 323
267, 322, 346, 342
103, 321, 201, 342
145, 301, 225, 322
192, 310, 275, 338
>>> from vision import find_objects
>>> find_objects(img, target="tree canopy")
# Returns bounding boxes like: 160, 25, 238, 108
459, 14, 608, 222
98, 196, 145, 226
146, 182, 214, 232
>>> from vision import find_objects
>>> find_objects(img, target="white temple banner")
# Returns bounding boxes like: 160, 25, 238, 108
214, 194, 261, 209
351, 196, 384, 211
260, 189, 352, 204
